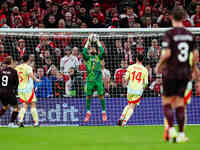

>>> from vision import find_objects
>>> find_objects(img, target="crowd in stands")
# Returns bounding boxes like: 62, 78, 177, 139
0, 0, 200, 98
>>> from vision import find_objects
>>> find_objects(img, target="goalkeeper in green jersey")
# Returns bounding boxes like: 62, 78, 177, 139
82, 34, 107, 122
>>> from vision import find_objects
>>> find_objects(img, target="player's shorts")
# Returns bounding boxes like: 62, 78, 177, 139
0, 90, 18, 106
85, 80, 104, 96
127, 94, 141, 105
162, 78, 189, 97
18, 89, 37, 104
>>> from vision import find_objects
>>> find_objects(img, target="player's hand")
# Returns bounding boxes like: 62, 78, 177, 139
93, 34, 99, 42
36, 79, 41, 82
88, 34, 93, 43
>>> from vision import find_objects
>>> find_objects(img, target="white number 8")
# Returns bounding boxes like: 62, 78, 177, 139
177, 42, 189, 62
2, 75, 8, 86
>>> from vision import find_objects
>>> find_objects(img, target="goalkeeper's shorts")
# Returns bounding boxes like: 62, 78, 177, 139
18, 89, 37, 104
127, 94, 141, 105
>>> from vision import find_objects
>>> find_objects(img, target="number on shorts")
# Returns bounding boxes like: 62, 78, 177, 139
1, 75, 8, 86
177, 42, 189, 62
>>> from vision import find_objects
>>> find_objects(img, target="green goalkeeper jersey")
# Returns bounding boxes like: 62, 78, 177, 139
82, 46, 104, 81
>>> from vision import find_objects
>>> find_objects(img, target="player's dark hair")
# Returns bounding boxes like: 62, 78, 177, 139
136, 54, 144, 62
3, 56, 12, 65
172, 6, 185, 21
22, 54, 30, 62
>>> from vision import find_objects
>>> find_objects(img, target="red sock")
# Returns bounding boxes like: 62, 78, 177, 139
163, 104, 174, 128
176, 107, 185, 132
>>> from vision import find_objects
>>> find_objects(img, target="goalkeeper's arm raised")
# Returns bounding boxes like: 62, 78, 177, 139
82, 35, 92, 61
94, 34, 104, 59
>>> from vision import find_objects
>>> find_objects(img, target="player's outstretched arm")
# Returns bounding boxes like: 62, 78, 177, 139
82, 34, 92, 60
93, 34, 104, 59
29, 73, 41, 82
155, 48, 171, 74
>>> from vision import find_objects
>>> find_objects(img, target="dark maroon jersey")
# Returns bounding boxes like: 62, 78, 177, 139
161, 27, 196, 80
0, 66, 19, 93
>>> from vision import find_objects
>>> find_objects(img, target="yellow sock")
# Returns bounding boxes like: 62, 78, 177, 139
18, 108, 26, 122
120, 105, 129, 120
31, 108, 39, 124
124, 107, 134, 122
164, 118, 169, 128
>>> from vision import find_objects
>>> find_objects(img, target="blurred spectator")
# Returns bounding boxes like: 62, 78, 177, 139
34, 67, 53, 98
90, 17, 105, 28
78, 53, 87, 81
77, 7, 89, 25
44, 14, 57, 28
183, 10, 192, 27
64, 12, 72, 28
187, 0, 197, 16
157, 11, 172, 27
147, 39, 160, 61
93, 3, 105, 24
140, 6, 157, 27
124, 40, 134, 65
72, 47, 79, 58
144, 16, 152, 28
60, 46, 79, 96
48, 65, 65, 98
114, 59, 127, 86
35, 35, 58, 66
136, 37, 146, 56
128, 15, 135, 28
0, 9, 8, 28
0, 44, 8, 63
191, 4, 200, 27
10, 6, 24, 28
60, 46, 79, 75
67, 67, 84, 97
54, 19, 71, 51
20, 1, 32, 28
101, 60, 111, 96
13, 39, 32, 62
149, 75, 162, 96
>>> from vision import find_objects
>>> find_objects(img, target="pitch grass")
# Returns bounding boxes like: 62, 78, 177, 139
0, 126, 200, 150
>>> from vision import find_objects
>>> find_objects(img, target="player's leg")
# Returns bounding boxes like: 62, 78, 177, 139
120, 94, 140, 126
8, 95, 19, 126
84, 82, 94, 122
8, 104, 19, 128
0, 94, 9, 116
117, 105, 129, 126
163, 81, 192, 141
121, 103, 136, 127
18, 102, 28, 127
162, 96, 177, 142
98, 95, 107, 122
117, 94, 135, 125
30, 102, 39, 127
97, 80, 107, 122
173, 96, 188, 143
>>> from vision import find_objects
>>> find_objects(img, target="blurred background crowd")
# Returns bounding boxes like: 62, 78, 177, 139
0, 0, 200, 98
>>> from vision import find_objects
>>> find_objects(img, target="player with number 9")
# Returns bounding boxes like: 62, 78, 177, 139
117, 54, 148, 127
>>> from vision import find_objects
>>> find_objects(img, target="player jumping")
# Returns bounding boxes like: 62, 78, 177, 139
15, 54, 41, 127
0, 56, 19, 128
155, 7, 199, 143
117, 54, 148, 127
82, 34, 107, 122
